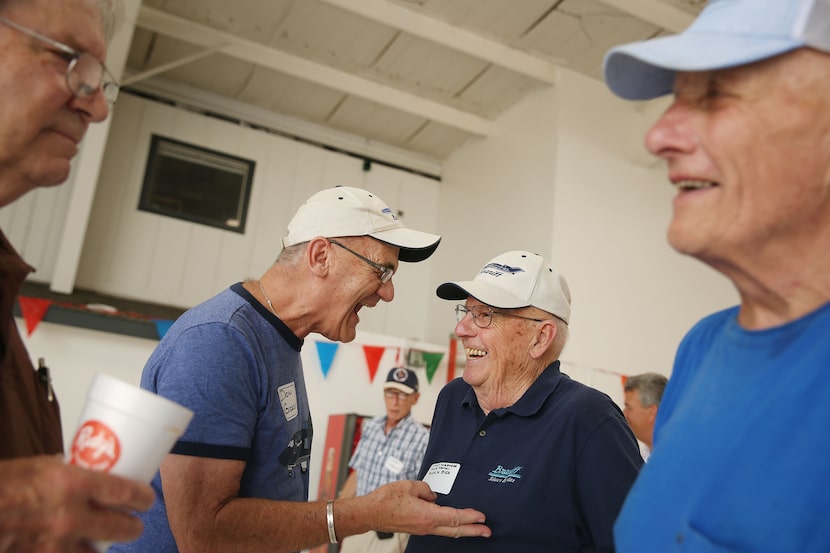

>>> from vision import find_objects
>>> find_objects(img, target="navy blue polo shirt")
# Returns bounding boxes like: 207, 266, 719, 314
406, 361, 642, 553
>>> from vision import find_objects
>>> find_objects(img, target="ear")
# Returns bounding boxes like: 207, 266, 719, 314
647, 403, 659, 423
306, 237, 332, 278
528, 320, 557, 359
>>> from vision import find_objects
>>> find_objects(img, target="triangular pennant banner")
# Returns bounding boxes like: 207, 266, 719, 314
362, 345, 386, 383
153, 319, 175, 339
316, 341, 340, 378
422, 352, 444, 383
17, 296, 53, 336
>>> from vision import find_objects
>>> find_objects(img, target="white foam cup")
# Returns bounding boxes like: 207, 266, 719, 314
68, 373, 193, 551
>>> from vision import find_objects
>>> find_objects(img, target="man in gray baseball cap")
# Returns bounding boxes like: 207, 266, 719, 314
407, 251, 642, 552
602, 1, 830, 551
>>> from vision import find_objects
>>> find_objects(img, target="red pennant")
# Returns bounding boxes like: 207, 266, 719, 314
17, 296, 53, 336
362, 345, 386, 383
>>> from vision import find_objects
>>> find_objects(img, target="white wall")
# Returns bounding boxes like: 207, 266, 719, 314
73, 93, 440, 341
551, 69, 736, 375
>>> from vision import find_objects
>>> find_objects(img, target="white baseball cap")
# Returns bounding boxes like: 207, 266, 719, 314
436, 250, 571, 324
281, 186, 441, 262
603, 0, 830, 100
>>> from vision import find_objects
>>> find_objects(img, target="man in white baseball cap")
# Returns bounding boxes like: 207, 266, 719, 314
602, 1, 830, 552
283, 186, 440, 262
119, 186, 490, 553
407, 251, 642, 553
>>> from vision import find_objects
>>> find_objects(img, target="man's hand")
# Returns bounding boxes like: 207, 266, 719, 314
0, 455, 155, 553
364, 480, 491, 539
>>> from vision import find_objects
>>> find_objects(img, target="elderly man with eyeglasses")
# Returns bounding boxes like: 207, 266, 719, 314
0, 1, 156, 552
338, 367, 430, 553
406, 251, 643, 553
112, 186, 492, 553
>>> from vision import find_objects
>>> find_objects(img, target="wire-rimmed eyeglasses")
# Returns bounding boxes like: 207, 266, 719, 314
384, 389, 411, 401
455, 304, 545, 329
329, 239, 395, 284
0, 16, 119, 105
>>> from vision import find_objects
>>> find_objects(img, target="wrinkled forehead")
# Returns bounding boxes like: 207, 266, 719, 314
2, 0, 108, 56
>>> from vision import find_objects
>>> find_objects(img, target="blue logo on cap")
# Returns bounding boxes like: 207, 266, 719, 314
381, 207, 399, 221
480, 263, 524, 277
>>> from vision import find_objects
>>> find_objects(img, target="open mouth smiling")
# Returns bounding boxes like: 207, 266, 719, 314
674, 179, 717, 191
466, 348, 487, 359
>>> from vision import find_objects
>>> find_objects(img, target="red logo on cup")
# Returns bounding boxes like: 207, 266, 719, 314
70, 420, 121, 472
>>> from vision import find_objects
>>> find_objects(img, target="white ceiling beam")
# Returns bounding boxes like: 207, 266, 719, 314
136, 6, 493, 137
121, 46, 224, 86
597, 0, 695, 33
317, 0, 560, 85
124, 75, 444, 177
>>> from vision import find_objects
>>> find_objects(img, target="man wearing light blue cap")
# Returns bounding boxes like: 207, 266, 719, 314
603, 1, 830, 552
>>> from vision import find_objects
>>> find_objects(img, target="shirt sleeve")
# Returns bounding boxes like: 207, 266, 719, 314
147, 322, 261, 459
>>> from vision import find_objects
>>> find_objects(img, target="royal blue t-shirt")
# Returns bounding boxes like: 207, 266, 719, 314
615, 303, 830, 552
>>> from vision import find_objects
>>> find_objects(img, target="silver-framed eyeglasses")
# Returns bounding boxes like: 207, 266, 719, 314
329, 239, 395, 284
0, 16, 119, 104
384, 389, 411, 401
455, 304, 544, 329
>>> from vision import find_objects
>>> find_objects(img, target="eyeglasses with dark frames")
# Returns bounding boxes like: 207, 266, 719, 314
455, 304, 545, 329
329, 239, 395, 284
0, 16, 119, 105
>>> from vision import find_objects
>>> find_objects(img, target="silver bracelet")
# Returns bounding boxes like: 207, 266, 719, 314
326, 500, 338, 544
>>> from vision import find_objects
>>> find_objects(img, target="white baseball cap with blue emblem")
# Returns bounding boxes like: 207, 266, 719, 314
603, 0, 830, 101
282, 186, 441, 262
436, 250, 571, 324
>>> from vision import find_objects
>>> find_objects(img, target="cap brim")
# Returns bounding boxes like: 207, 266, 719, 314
384, 382, 416, 394
604, 34, 802, 100
436, 281, 529, 310
371, 228, 441, 263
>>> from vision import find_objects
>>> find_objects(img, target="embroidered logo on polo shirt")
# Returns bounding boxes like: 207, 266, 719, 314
487, 465, 522, 483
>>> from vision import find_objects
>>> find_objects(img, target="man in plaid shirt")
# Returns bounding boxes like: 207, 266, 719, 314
339, 367, 430, 553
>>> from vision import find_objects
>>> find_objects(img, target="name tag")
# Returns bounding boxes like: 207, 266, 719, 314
384, 455, 404, 475
423, 462, 460, 494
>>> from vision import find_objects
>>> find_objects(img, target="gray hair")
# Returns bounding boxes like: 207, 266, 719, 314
96, 0, 118, 42
276, 242, 307, 265
624, 372, 668, 408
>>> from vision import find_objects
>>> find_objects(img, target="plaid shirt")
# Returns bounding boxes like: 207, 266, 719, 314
348, 414, 430, 496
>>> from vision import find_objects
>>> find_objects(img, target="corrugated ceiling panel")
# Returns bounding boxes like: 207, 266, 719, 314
405, 121, 475, 161
235, 67, 344, 122
327, 96, 428, 145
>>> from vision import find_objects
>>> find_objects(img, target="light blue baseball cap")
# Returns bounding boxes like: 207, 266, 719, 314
603, 0, 830, 100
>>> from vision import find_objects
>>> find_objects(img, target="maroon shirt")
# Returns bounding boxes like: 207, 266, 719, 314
0, 228, 62, 458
